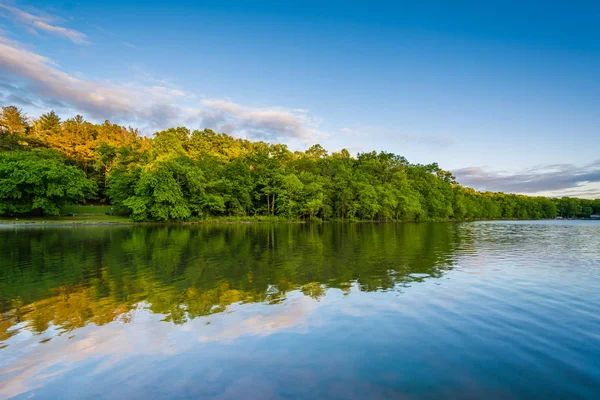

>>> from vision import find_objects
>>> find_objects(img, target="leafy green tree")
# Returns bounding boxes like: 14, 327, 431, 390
153, 127, 190, 157
581, 204, 593, 218
0, 150, 96, 215
277, 174, 304, 219
120, 156, 205, 221
592, 200, 600, 215
222, 159, 255, 215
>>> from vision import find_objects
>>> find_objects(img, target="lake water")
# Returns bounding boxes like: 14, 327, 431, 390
1, 221, 599, 399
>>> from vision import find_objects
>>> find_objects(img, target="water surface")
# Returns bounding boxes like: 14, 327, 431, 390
1, 221, 599, 399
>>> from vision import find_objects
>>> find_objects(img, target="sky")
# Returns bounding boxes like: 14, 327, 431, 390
0, 0, 599, 198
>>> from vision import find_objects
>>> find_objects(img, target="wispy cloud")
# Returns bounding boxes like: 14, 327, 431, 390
0, 3, 89, 44
122, 41, 136, 48
198, 99, 327, 142
5, 92, 37, 106
453, 161, 600, 198
0, 37, 326, 140
86, 22, 107, 34
0, 36, 192, 129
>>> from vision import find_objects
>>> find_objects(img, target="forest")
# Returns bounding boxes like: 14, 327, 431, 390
1, 105, 599, 222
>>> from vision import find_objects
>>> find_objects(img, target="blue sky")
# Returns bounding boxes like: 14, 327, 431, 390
0, 0, 599, 197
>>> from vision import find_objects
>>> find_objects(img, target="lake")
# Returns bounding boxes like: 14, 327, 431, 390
1, 221, 599, 399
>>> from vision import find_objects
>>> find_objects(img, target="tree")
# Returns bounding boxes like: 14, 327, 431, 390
0, 150, 96, 215
558, 197, 582, 218
276, 174, 303, 219
593, 200, 600, 215
0, 106, 28, 135
581, 204, 593, 218
36, 110, 62, 134
118, 155, 207, 221
153, 127, 190, 157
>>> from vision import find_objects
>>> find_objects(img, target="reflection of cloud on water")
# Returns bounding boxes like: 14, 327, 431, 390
0, 312, 175, 398
197, 293, 319, 342
0, 292, 322, 399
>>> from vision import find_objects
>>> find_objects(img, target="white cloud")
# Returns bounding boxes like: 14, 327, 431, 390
199, 99, 327, 142
0, 37, 193, 129
32, 20, 88, 44
0, 3, 90, 44
0, 37, 326, 140
453, 160, 600, 198
0, 293, 321, 399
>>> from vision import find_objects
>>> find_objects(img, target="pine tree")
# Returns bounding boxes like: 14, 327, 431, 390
0, 106, 28, 135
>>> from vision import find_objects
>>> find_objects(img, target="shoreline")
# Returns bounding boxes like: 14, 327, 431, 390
0, 216, 587, 227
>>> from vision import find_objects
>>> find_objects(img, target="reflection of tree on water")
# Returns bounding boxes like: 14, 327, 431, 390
0, 223, 461, 339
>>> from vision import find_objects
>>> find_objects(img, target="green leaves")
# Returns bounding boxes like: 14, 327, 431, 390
115, 155, 235, 221
0, 150, 96, 215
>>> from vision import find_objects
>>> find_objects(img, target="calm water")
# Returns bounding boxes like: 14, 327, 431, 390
1, 221, 599, 399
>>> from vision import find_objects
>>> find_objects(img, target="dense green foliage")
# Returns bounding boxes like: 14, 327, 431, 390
0, 149, 96, 215
1, 105, 599, 221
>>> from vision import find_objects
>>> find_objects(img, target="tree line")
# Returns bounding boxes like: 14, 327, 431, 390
1, 105, 599, 221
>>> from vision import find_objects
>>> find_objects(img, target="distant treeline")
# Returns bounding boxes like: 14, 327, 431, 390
1, 105, 598, 221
